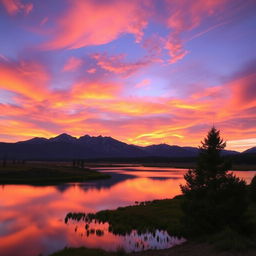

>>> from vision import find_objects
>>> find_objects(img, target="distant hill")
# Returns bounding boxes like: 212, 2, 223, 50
0, 134, 147, 160
0, 133, 248, 161
140, 144, 198, 157
243, 147, 256, 154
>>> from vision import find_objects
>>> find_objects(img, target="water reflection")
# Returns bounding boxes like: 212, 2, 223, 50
64, 213, 186, 252
0, 167, 255, 256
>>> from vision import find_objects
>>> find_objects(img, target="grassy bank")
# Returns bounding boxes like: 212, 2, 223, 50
0, 163, 110, 184
86, 196, 184, 236
66, 196, 256, 240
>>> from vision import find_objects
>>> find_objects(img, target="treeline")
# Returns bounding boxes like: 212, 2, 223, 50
83, 156, 197, 163
83, 153, 256, 165
1, 152, 255, 165
1, 159, 26, 167
227, 153, 256, 164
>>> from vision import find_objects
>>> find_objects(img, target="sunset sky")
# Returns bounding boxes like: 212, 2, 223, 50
0, 0, 255, 151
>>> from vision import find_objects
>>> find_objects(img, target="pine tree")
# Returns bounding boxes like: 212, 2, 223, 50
181, 127, 248, 235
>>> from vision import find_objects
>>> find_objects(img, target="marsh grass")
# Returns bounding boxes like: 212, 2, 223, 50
68, 196, 185, 237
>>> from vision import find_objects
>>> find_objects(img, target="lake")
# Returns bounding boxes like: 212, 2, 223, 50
1, 167, 256, 256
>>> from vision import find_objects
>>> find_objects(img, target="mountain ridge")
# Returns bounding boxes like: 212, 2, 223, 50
0, 133, 252, 160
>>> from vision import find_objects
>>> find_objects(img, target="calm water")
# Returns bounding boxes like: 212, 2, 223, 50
1, 167, 255, 256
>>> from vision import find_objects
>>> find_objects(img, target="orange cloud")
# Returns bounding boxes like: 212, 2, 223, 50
0, 60, 50, 101
42, 0, 148, 50
71, 81, 120, 100
0, 55, 254, 151
0, 0, 33, 15
0, 118, 55, 141
98, 98, 167, 116
63, 56, 83, 72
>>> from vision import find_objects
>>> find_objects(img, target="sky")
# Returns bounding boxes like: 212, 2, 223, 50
0, 0, 255, 151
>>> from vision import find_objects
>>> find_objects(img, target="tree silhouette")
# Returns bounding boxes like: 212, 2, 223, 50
181, 127, 248, 235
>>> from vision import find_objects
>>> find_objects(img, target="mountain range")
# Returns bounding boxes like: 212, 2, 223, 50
0, 133, 253, 160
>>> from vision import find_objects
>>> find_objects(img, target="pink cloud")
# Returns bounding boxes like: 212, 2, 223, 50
163, 0, 227, 63
92, 53, 151, 76
229, 73, 256, 109
63, 57, 83, 72
142, 34, 165, 57
165, 0, 226, 32
135, 79, 151, 88
0, 0, 33, 15
34, 0, 230, 66
41, 0, 148, 50
40, 17, 49, 26
191, 86, 224, 100
87, 68, 96, 74
165, 36, 189, 64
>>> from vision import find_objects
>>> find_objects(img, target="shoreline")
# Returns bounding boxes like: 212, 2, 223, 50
51, 195, 256, 256
86, 162, 256, 171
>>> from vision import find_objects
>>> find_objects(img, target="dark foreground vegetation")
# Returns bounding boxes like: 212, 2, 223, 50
50, 242, 256, 256
0, 162, 109, 184
66, 197, 184, 236
54, 193, 256, 256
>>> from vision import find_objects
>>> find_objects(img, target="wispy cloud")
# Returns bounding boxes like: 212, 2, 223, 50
0, 59, 50, 100
41, 0, 148, 50
92, 53, 152, 77
0, 0, 33, 15
63, 57, 83, 72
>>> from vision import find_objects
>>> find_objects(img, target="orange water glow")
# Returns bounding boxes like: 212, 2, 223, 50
1, 167, 255, 255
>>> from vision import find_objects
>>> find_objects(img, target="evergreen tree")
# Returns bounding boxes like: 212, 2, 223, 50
181, 127, 248, 235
